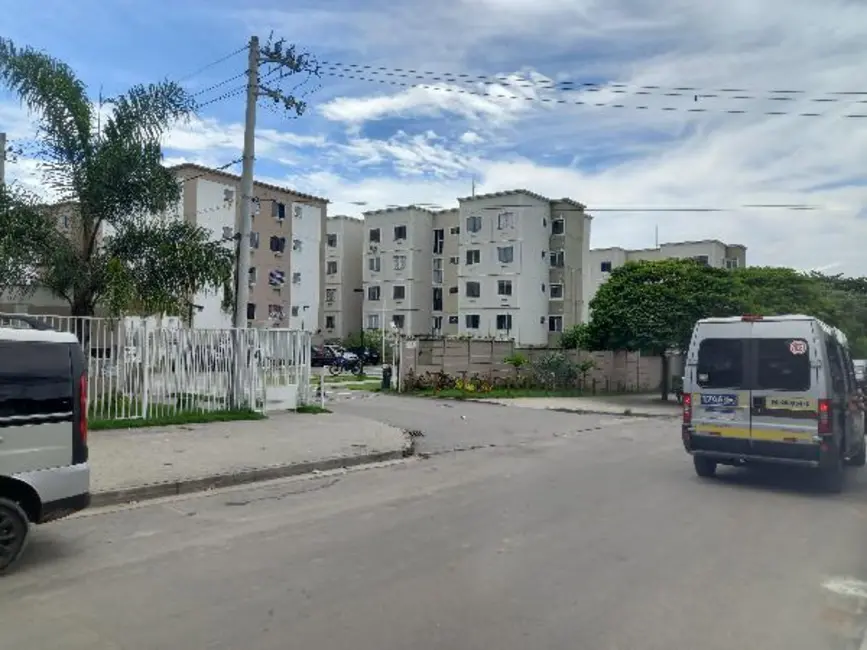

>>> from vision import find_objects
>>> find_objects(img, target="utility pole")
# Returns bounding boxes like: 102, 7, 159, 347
233, 35, 259, 329
0, 132, 6, 185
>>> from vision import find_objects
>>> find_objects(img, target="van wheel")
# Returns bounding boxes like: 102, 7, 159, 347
847, 438, 866, 467
0, 498, 30, 573
693, 456, 717, 478
822, 454, 845, 494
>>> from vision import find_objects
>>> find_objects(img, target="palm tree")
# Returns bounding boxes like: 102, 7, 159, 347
0, 38, 234, 320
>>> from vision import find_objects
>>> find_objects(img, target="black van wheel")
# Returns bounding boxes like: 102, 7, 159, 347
693, 456, 717, 478
847, 437, 866, 467
0, 498, 30, 573
822, 454, 845, 494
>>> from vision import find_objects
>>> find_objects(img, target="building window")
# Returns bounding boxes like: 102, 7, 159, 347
448, 315, 459, 324
432, 258, 444, 284
725, 258, 739, 269
552, 219, 565, 235
692, 255, 710, 266
432, 316, 443, 331
249, 267, 257, 284
369, 228, 380, 243
433, 287, 443, 311
394, 225, 407, 241
393, 255, 407, 271
366, 314, 380, 329
448, 286, 458, 294
550, 251, 565, 268
497, 246, 514, 264
466, 281, 481, 298
325, 315, 336, 329
291, 306, 300, 317
497, 280, 512, 296
550, 283, 564, 299
393, 285, 406, 300
325, 288, 337, 302
450, 226, 460, 235
268, 304, 284, 320
273, 202, 286, 221
290, 272, 300, 284
496, 314, 512, 330
369, 256, 381, 272
433, 229, 444, 254
326, 261, 338, 275
466, 215, 482, 233
367, 286, 380, 301
269, 235, 287, 253
327, 233, 338, 247
246, 302, 256, 320
549, 316, 563, 332
293, 204, 302, 219
293, 239, 303, 252
466, 249, 481, 265
465, 314, 480, 329
600, 261, 612, 272
269, 270, 287, 286
392, 314, 405, 329
449, 256, 459, 264
249, 231, 260, 248
497, 210, 514, 230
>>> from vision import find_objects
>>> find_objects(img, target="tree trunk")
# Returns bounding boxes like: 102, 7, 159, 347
660, 353, 670, 401
69, 295, 95, 349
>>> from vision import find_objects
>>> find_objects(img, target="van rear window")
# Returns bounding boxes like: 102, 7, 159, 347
755, 338, 810, 392
0, 342, 73, 417
696, 338, 745, 389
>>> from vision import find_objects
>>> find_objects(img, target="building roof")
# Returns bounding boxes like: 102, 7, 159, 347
590, 239, 748, 254
361, 204, 439, 217
456, 188, 587, 210
168, 163, 329, 204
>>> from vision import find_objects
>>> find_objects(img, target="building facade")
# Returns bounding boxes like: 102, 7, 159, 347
361, 190, 592, 346
323, 216, 364, 340
171, 164, 328, 332
586, 239, 748, 312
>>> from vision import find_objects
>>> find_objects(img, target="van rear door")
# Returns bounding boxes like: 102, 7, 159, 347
691, 324, 752, 456
747, 325, 819, 461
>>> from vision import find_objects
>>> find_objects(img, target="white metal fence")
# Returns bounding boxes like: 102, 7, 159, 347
0, 313, 312, 421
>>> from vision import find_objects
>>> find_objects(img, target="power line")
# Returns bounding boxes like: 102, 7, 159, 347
319, 60, 867, 102
177, 159, 243, 183
320, 68, 867, 119
196, 85, 247, 109
176, 45, 248, 83
192, 72, 247, 97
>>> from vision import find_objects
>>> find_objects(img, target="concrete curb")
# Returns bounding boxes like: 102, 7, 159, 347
546, 407, 680, 419
91, 436, 415, 508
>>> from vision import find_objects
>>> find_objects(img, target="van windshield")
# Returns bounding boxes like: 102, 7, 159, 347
696, 338, 744, 389
754, 338, 811, 392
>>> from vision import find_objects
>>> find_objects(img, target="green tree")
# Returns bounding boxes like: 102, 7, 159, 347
559, 323, 589, 350
0, 183, 57, 298
0, 38, 233, 321
585, 258, 746, 399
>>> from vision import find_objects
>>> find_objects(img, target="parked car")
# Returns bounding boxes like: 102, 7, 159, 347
311, 345, 336, 368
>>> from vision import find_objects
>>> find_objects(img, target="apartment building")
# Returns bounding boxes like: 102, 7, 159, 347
361, 190, 592, 346
170, 164, 328, 332
323, 216, 364, 340
586, 239, 748, 311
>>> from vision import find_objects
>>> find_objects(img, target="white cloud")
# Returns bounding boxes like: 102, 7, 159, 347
459, 131, 484, 145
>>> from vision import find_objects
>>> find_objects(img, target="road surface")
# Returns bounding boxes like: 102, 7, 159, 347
3, 404, 867, 649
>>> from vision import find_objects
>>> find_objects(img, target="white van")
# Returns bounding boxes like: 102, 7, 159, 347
0, 320, 90, 572
681, 314, 865, 492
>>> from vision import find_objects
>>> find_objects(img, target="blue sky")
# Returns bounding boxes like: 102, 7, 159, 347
2, 0, 867, 275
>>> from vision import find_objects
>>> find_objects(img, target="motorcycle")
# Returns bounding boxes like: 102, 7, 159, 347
328, 354, 363, 376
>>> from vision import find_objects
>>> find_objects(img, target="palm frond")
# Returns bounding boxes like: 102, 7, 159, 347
102, 80, 194, 145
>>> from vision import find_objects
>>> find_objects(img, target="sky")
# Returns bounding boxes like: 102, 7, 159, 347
1, 0, 866, 275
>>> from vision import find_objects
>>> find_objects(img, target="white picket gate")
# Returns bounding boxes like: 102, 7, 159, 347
0, 313, 312, 421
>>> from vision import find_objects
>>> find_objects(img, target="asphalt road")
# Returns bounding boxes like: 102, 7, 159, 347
4, 402, 867, 649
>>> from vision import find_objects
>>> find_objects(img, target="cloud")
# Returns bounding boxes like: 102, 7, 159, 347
459, 131, 484, 145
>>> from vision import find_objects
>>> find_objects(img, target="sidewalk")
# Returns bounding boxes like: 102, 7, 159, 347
486, 393, 681, 417
89, 413, 411, 507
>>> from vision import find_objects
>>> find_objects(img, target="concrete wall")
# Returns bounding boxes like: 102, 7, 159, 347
399, 338, 662, 393
324, 216, 363, 340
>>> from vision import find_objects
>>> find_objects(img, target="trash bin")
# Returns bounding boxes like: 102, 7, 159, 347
381, 365, 392, 391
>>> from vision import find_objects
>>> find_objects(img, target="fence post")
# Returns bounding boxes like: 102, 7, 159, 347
141, 320, 150, 420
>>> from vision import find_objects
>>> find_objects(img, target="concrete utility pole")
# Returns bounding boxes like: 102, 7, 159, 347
0, 132, 6, 185
233, 36, 260, 329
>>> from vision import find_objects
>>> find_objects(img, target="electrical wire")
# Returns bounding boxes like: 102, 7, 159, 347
196, 85, 247, 109
319, 60, 867, 102
192, 72, 247, 97
176, 45, 248, 83
319, 68, 867, 119
177, 159, 243, 183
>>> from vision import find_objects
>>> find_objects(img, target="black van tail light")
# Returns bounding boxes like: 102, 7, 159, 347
682, 392, 692, 425
79, 374, 88, 445
818, 399, 832, 435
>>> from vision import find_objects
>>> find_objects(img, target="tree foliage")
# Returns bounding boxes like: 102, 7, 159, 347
0, 183, 58, 297
0, 38, 233, 317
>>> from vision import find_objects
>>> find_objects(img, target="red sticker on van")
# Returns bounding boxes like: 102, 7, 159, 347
789, 340, 807, 355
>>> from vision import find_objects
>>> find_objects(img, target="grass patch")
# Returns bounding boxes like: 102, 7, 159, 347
342, 381, 381, 391
408, 388, 596, 400
90, 409, 265, 431
295, 404, 332, 414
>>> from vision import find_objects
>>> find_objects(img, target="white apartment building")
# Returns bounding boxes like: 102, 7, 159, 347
361, 190, 592, 345
586, 239, 748, 312
323, 216, 364, 340
170, 164, 328, 332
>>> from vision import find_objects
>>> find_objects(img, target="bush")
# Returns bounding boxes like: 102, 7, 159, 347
528, 352, 579, 389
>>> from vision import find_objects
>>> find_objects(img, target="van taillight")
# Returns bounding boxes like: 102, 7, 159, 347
79, 375, 88, 444
818, 399, 831, 435
682, 392, 692, 425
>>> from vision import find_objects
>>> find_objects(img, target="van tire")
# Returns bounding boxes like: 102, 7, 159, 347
847, 438, 866, 467
0, 498, 30, 574
693, 456, 717, 478
822, 454, 845, 494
